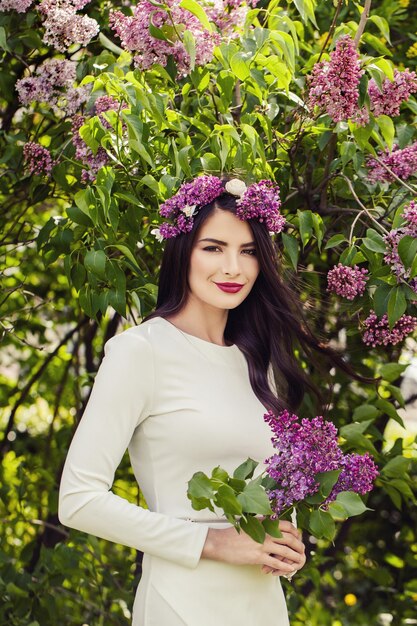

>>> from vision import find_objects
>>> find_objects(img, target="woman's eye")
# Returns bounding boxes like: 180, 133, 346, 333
243, 249, 257, 256
203, 246, 220, 252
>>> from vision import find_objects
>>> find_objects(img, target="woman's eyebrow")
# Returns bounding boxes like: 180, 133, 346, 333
198, 237, 256, 247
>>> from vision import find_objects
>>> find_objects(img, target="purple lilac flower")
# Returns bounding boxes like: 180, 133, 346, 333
328, 453, 379, 500
367, 143, 417, 183
264, 411, 343, 514
369, 69, 417, 117
23, 142, 54, 175
362, 310, 417, 347
71, 114, 108, 182
39, 0, 99, 52
110, 0, 220, 76
158, 175, 224, 237
236, 180, 285, 233
0, 0, 33, 11
327, 263, 369, 300
307, 35, 362, 123
264, 410, 378, 516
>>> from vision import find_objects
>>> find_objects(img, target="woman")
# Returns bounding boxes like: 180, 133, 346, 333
59, 176, 361, 625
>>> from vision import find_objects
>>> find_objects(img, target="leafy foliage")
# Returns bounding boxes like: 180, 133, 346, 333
1, 0, 417, 623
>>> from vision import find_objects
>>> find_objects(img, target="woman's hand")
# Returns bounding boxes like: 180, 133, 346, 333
201, 520, 305, 576
261, 521, 306, 577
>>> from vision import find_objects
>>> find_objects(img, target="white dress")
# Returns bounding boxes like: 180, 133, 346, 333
59, 316, 290, 626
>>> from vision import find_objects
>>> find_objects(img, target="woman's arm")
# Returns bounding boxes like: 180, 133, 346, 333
58, 330, 208, 569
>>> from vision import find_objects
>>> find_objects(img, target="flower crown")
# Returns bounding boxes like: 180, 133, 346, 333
151, 175, 285, 241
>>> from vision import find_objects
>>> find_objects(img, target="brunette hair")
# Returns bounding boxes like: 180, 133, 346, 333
144, 193, 377, 414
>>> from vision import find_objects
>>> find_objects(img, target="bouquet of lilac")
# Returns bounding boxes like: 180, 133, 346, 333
187, 410, 379, 543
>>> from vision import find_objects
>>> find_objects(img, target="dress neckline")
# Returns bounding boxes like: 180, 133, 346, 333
155, 316, 237, 350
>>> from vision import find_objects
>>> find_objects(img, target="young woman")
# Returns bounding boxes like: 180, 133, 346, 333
59, 176, 364, 625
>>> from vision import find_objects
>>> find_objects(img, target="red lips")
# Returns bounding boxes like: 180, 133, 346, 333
214, 282, 244, 293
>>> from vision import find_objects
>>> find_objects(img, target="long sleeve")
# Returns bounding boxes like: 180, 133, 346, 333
58, 330, 208, 569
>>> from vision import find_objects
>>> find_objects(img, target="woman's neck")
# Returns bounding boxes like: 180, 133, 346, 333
164, 301, 229, 346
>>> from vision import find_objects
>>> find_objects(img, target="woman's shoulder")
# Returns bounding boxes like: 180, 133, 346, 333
105, 316, 168, 352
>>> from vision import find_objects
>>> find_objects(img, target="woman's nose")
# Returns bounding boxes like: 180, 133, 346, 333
222, 253, 241, 276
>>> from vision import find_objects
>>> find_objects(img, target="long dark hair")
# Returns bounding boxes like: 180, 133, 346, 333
144, 193, 377, 414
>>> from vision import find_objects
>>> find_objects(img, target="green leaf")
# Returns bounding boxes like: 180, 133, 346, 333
377, 115, 395, 150
233, 458, 259, 480
183, 30, 196, 71
228, 477, 247, 492
237, 480, 273, 515
368, 16, 391, 45
397, 235, 417, 270
324, 234, 346, 249
262, 517, 282, 538
387, 286, 407, 328
309, 509, 336, 541
315, 469, 342, 498
334, 491, 370, 517
187, 471, 214, 499
211, 466, 229, 483
340, 141, 357, 166
180, 0, 212, 31
328, 501, 348, 521
84, 250, 107, 280
0, 27, 11, 53
107, 244, 142, 275
298, 210, 313, 248
375, 397, 405, 428
215, 484, 243, 515
373, 283, 391, 316
282, 233, 299, 270
362, 228, 387, 254
230, 51, 251, 81
352, 404, 379, 422
291, 0, 318, 27
379, 363, 409, 382
381, 456, 410, 478
66, 205, 92, 227
240, 515, 266, 543
362, 32, 392, 56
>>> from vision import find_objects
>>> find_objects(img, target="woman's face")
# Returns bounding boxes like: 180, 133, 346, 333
187, 208, 260, 311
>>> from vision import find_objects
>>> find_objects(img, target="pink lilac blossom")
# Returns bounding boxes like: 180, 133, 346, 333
367, 142, 417, 183
362, 310, 417, 347
109, 0, 220, 76
307, 35, 362, 123
235, 180, 285, 233
369, 69, 417, 117
93, 95, 128, 129
403, 199, 417, 233
16, 58, 89, 116
205, 0, 258, 34
39, 0, 99, 52
263, 410, 378, 516
327, 263, 369, 300
382, 201, 417, 293
0, 0, 33, 11
71, 114, 108, 182
23, 142, 54, 175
